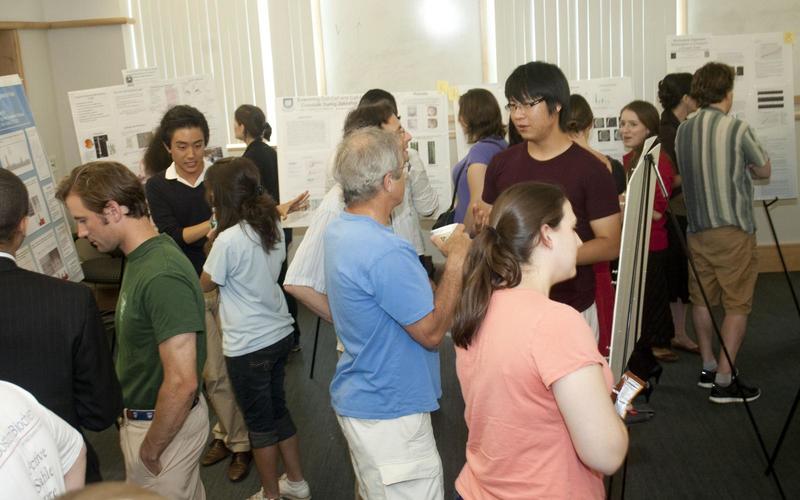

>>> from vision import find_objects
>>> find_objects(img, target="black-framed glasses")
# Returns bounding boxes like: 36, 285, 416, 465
505, 96, 546, 113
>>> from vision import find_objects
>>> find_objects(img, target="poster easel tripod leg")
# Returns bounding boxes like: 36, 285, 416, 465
762, 198, 800, 475
656, 161, 785, 498
308, 316, 321, 379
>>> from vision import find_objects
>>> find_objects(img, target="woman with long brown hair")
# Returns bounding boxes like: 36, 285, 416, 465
453, 182, 627, 500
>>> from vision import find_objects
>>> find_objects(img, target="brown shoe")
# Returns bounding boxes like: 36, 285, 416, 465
652, 347, 679, 362
201, 439, 231, 466
228, 452, 252, 482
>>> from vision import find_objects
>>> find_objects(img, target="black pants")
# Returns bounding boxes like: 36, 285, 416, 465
627, 250, 675, 380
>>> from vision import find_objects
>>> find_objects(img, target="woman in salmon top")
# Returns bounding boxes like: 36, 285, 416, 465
452, 182, 628, 500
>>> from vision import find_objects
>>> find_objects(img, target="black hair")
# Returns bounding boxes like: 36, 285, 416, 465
342, 102, 396, 137
0, 169, 29, 244
158, 105, 210, 147
505, 61, 571, 131
657, 73, 693, 110
358, 89, 398, 115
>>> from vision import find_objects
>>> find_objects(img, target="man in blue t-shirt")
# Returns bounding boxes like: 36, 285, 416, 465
324, 127, 470, 500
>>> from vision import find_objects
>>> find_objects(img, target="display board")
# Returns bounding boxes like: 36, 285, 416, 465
396, 90, 451, 214
0, 75, 83, 282
666, 32, 797, 200
276, 91, 452, 228
608, 137, 660, 378
67, 75, 226, 176
275, 94, 361, 228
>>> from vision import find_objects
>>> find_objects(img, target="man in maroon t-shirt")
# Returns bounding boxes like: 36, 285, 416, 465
479, 61, 621, 334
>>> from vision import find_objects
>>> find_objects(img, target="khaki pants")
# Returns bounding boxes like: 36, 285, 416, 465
203, 290, 250, 452
120, 395, 210, 500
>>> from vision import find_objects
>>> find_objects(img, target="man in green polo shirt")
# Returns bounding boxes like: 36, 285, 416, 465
57, 161, 208, 500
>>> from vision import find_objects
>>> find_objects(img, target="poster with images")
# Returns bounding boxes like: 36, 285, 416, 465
0, 74, 83, 282
396, 91, 452, 216
569, 77, 633, 162
666, 32, 797, 200
68, 74, 225, 176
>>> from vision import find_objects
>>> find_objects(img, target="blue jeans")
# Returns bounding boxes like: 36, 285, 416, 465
225, 334, 295, 448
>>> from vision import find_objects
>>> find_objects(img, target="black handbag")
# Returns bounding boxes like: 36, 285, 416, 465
432, 163, 465, 230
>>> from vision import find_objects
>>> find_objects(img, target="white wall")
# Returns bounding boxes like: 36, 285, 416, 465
319, 0, 483, 94
689, 0, 800, 244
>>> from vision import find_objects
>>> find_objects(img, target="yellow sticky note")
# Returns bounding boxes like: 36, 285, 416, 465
448, 87, 460, 102
436, 80, 450, 94
784, 32, 795, 44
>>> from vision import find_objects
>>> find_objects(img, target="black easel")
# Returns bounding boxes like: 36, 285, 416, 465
655, 157, 785, 498
763, 197, 800, 475
308, 317, 321, 379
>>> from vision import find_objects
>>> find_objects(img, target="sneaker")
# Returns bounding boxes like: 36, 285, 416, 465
709, 377, 761, 404
246, 490, 279, 500
279, 473, 311, 499
697, 369, 716, 389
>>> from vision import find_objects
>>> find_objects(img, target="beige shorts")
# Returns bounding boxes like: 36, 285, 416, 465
687, 226, 758, 315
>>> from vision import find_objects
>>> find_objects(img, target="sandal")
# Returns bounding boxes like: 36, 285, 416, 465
652, 347, 679, 362
671, 338, 700, 354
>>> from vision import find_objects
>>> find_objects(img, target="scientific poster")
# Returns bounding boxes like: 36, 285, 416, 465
276, 95, 361, 227
396, 90, 452, 215
666, 32, 797, 200
569, 77, 633, 161
0, 74, 83, 282
68, 75, 225, 176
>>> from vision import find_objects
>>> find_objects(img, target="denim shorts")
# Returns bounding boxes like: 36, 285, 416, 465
225, 334, 296, 448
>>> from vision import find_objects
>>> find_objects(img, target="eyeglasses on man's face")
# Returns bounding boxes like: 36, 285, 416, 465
505, 96, 546, 113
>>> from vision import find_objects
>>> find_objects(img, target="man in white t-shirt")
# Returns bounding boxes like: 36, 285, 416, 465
0, 381, 86, 499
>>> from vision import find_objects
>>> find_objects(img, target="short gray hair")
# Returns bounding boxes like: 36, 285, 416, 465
333, 127, 404, 206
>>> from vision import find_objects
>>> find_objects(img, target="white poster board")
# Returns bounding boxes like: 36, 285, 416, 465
396, 90, 452, 215
0, 75, 83, 282
276, 91, 452, 227
68, 75, 226, 176
609, 138, 661, 378
275, 95, 361, 228
569, 77, 634, 161
667, 32, 797, 200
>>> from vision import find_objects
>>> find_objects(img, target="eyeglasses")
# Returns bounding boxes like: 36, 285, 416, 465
505, 96, 546, 113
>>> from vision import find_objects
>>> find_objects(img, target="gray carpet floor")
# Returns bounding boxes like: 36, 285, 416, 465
87, 271, 800, 499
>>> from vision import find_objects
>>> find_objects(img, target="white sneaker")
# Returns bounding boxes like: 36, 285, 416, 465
246, 490, 280, 500
279, 473, 311, 499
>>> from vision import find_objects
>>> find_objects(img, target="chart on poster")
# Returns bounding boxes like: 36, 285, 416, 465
0, 75, 83, 282
666, 32, 797, 200
68, 74, 226, 176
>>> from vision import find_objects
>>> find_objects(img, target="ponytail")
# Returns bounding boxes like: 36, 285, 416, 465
452, 182, 567, 349
452, 228, 523, 348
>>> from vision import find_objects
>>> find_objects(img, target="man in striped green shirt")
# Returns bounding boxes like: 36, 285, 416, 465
675, 62, 770, 404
